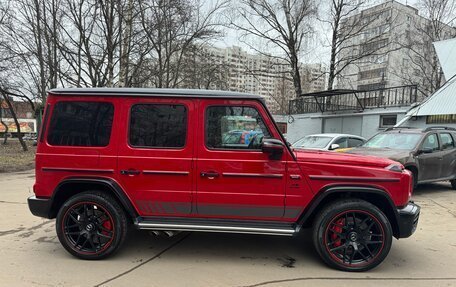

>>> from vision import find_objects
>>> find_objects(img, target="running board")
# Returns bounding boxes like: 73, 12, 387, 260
135, 217, 297, 236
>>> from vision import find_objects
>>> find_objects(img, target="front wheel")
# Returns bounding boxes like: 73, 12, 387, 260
312, 199, 393, 272
56, 191, 128, 260
451, 179, 456, 190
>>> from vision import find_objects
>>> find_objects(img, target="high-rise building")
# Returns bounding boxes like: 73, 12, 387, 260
336, 1, 456, 99
199, 46, 327, 113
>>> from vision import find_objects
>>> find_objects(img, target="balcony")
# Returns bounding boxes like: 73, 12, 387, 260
289, 85, 418, 114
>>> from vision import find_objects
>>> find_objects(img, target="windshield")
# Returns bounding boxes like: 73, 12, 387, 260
364, 133, 422, 149
292, 136, 333, 149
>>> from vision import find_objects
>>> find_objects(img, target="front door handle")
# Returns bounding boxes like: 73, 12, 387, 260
120, 169, 141, 176
200, 171, 219, 179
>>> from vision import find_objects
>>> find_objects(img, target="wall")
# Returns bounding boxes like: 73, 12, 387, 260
275, 107, 410, 143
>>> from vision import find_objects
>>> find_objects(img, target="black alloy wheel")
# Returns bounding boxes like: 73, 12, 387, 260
56, 191, 128, 259
313, 199, 392, 272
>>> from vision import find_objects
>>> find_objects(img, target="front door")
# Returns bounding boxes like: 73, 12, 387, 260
117, 98, 195, 217
417, 133, 443, 181
195, 99, 288, 221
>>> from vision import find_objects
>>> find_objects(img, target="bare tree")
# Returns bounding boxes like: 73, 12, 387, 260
323, 0, 398, 90
179, 45, 229, 90
232, 0, 316, 97
392, 0, 456, 97
137, 0, 227, 88
0, 92, 27, 151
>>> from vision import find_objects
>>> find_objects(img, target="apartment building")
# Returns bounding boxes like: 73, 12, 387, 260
199, 46, 326, 113
336, 0, 456, 100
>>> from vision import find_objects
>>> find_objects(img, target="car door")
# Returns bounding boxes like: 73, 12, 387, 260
195, 99, 288, 221
438, 132, 456, 179
117, 97, 195, 217
416, 133, 443, 181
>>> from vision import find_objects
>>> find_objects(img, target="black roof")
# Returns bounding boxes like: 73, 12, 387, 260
48, 88, 263, 99
299, 89, 357, 98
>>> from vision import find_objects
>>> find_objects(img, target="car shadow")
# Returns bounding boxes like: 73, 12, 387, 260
413, 181, 454, 197
118, 228, 322, 268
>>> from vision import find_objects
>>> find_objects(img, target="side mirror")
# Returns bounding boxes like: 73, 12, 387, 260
262, 138, 284, 158
420, 147, 433, 154
329, 143, 340, 150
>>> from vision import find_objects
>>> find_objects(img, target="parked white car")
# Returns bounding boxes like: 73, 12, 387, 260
292, 133, 366, 151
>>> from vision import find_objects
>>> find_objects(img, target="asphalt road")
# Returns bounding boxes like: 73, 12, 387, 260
1, 170, 456, 287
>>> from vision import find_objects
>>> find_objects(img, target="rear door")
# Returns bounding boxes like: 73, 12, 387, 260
195, 99, 288, 220
439, 132, 456, 179
117, 97, 195, 217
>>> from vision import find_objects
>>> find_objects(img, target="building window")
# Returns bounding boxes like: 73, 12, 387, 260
427, 114, 456, 124
380, 115, 397, 128
129, 104, 187, 148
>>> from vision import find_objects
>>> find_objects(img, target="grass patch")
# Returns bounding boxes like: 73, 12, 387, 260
0, 140, 36, 173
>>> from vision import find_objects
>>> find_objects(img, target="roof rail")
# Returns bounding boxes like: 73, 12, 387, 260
384, 127, 413, 132
423, 126, 456, 132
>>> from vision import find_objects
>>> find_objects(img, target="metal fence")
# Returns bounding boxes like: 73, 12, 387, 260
289, 85, 418, 114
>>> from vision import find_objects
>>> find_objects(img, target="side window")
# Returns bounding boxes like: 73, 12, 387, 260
129, 104, 187, 148
348, 137, 365, 147
334, 137, 348, 148
440, 133, 455, 150
206, 106, 271, 150
47, 101, 114, 147
422, 134, 439, 152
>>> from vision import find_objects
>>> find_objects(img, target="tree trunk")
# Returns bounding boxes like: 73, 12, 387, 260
0, 119, 7, 145
2, 93, 27, 151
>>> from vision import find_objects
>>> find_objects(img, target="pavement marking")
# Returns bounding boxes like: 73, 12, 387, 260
93, 233, 191, 287
0, 200, 27, 205
240, 277, 456, 287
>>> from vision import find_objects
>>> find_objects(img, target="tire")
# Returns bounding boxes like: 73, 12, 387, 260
406, 168, 418, 190
56, 191, 128, 260
312, 199, 393, 272
451, 179, 456, 190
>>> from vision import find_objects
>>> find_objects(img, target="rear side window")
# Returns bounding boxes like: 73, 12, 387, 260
440, 133, 455, 150
129, 104, 187, 148
47, 102, 114, 147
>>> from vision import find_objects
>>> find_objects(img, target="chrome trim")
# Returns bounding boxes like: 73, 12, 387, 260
42, 167, 114, 174
142, 170, 190, 176
222, 173, 283, 179
136, 222, 295, 236
309, 175, 400, 182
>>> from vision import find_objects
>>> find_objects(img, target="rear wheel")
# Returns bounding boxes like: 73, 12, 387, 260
312, 199, 393, 272
56, 191, 128, 260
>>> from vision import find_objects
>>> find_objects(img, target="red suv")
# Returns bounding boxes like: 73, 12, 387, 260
28, 88, 419, 271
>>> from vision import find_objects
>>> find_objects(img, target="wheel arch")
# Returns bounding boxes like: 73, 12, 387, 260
298, 186, 401, 238
49, 177, 138, 221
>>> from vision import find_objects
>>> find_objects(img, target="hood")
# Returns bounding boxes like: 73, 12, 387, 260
293, 148, 397, 168
346, 147, 411, 162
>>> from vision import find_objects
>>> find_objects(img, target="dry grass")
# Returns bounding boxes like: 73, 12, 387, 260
0, 139, 36, 173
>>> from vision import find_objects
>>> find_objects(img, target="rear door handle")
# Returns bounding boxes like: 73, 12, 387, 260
120, 169, 141, 176
200, 171, 219, 179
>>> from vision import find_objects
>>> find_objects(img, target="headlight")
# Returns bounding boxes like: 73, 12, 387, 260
385, 163, 404, 172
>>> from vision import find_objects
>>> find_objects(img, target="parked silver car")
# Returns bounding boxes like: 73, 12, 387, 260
292, 133, 366, 151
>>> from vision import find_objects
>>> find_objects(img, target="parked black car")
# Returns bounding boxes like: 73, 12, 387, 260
347, 126, 456, 189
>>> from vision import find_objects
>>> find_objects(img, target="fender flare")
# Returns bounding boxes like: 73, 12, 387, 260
297, 185, 401, 235
49, 177, 138, 219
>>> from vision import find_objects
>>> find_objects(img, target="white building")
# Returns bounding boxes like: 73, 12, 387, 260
337, 1, 456, 100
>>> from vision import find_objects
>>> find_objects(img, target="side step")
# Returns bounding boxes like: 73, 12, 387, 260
135, 217, 297, 236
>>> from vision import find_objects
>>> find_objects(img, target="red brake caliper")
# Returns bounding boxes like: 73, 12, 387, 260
330, 218, 345, 247
101, 220, 112, 236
